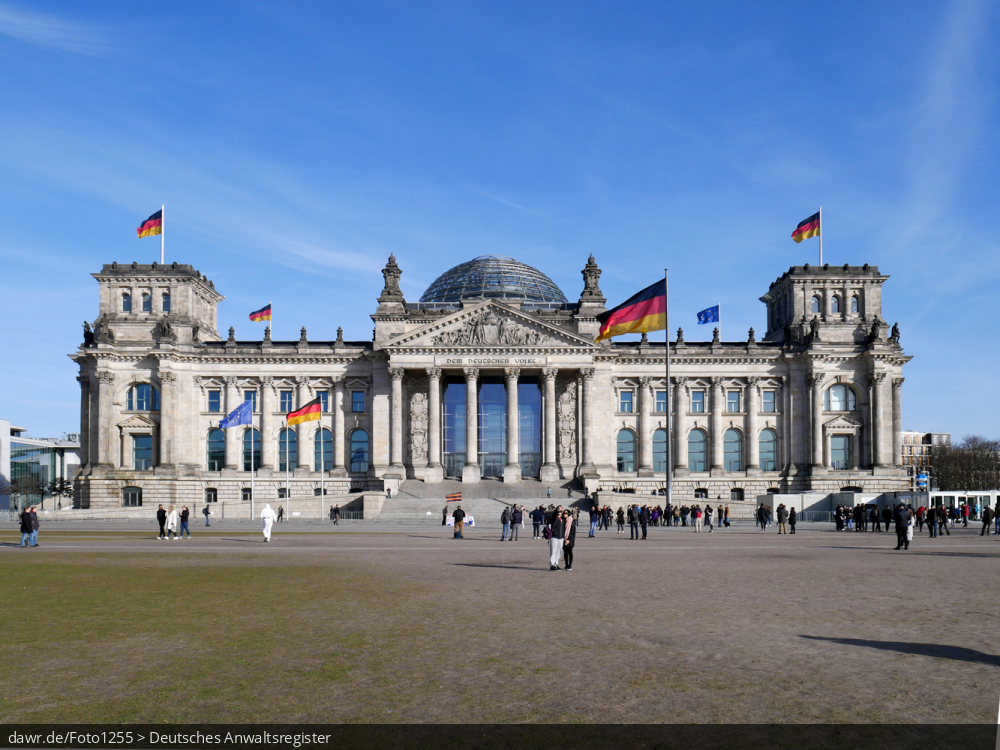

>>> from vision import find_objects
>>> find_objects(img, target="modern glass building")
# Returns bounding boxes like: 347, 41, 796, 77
0, 419, 81, 510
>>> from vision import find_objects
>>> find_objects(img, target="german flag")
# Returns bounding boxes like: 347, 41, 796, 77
791, 212, 821, 243
446, 492, 462, 503
286, 398, 321, 426
595, 279, 666, 343
249, 303, 272, 322
136, 210, 162, 239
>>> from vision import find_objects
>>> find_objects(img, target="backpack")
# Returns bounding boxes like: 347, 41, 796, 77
542, 525, 553, 540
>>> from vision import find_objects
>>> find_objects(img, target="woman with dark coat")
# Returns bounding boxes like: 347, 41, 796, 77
562, 509, 576, 571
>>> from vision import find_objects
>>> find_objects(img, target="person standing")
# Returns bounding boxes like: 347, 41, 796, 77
893, 503, 912, 551
616, 507, 625, 534
548, 509, 565, 571
260, 503, 277, 542
962, 504, 969, 528
202, 505, 211, 526
692, 505, 702, 533
179, 506, 191, 538
776, 504, 788, 534
441, 505, 448, 526
333, 505, 341, 525
156, 504, 167, 540
28, 506, 39, 547
756, 504, 768, 531
789, 506, 797, 534
500, 506, 511, 541
628, 505, 640, 540
562, 509, 576, 571
165, 506, 180, 540
530, 505, 544, 539
19, 507, 33, 547
881, 506, 892, 534
705, 504, 714, 533
510, 505, 523, 541
980, 505, 994, 536
452, 505, 466, 539
588, 506, 599, 538
639, 505, 650, 539
724, 504, 730, 529
937, 505, 951, 536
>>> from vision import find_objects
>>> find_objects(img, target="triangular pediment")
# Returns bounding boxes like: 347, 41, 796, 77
823, 415, 862, 431
118, 414, 157, 430
385, 301, 596, 350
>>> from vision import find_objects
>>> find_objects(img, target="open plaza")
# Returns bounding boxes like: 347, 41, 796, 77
2, 517, 998, 725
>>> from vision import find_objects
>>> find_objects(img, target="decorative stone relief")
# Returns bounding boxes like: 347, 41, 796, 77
432, 308, 547, 347
557, 378, 577, 465
406, 375, 429, 466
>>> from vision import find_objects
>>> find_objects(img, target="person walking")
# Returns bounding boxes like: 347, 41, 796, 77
881, 506, 892, 534
179, 506, 191, 538
260, 503, 277, 542
789, 506, 797, 534
510, 505, 523, 541
500, 506, 511, 541
962, 504, 970, 528
893, 503, 912, 551
277, 505, 284, 523
937, 505, 950, 536
547, 509, 565, 571
452, 505, 466, 539
705, 504, 714, 533
165, 506, 180, 540
562, 509, 576, 571
202, 505, 211, 526
756, 504, 768, 531
980, 505, 994, 536
333, 505, 341, 525
156, 504, 167, 540
27, 506, 40, 547
776, 504, 788, 534
19, 506, 33, 547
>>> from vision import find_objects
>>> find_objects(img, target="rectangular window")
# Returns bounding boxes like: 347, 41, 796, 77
655, 390, 667, 413
244, 390, 257, 412
619, 391, 633, 413
205, 488, 217, 503
318, 391, 329, 412
162, 293, 171, 313
727, 391, 741, 413
208, 390, 221, 413
351, 391, 365, 412
762, 390, 776, 413
691, 391, 705, 413
133, 434, 153, 470
280, 390, 293, 413
831, 435, 851, 470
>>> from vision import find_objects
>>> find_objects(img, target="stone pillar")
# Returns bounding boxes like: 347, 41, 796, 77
96, 372, 115, 467
295, 376, 311, 471
260, 377, 274, 470
638, 377, 653, 476
579, 368, 595, 471
710, 377, 724, 472
872, 373, 887, 468
503, 368, 521, 483
809, 373, 825, 471
851, 431, 861, 470
77, 374, 91, 469
462, 368, 480, 483
333, 379, 346, 475
425, 368, 443, 483
746, 377, 759, 473
540, 368, 559, 483
892, 378, 904, 467
673, 377, 688, 474
224, 376, 240, 470
389, 368, 405, 470
158, 371, 176, 467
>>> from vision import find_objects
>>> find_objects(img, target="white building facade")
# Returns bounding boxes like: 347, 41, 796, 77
71, 256, 911, 508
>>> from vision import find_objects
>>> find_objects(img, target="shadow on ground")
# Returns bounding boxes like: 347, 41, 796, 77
801, 635, 1000, 667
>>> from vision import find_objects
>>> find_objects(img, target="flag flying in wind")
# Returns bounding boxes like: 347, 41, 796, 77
595, 279, 667, 342
791, 212, 821, 243
697, 305, 720, 325
286, 398, 322, 426
219, 400, 253, 429
136, 210, 163, 239
446, 492, 462, 503
249, 303, 272, 322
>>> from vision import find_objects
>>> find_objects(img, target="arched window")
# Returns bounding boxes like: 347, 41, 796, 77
162, 293, 171, 313
652, 429, 667, 472
831, 295, 841, 313
850, 295, 860, 313
122, 486, 142, 507
349, 429, 369, 473
126, 383, 160, 411
141, 292, 151, 312
314, 428, 333, 471
243, 428, 261, 472
823, 384, 856, 411
122, 292, 132, 312
278, 428, 297, 472
688, 429, 707, 472
759, 428, 778, 471
724, 429, 743, 472
616, 430, 636, 472
811, 295, 821, 313
206, 428, 225, 471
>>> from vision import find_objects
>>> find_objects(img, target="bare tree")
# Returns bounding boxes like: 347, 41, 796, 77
932, 435, 1000, 491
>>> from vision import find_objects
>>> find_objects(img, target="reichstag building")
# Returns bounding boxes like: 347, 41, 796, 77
72, 254, 911, 508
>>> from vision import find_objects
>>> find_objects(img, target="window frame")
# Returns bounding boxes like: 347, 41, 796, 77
122, 486, 143, 507
351, 390, 365, 413
280, 390, 293, 413
318, 391, 329, 413
724, 429, 743, 472
205, 488, 218, 503
811, 295, 821, 314
206, 428, 225, 471
141, 292, 151, 312
122, 292, 132, 312
244, 389, 258, 413
132, 434, 153, 470
759, 428, 778, 471
616, 429, 636, 472
691, 390, 705, 413
349, 429, 370, 472
127, 383, 160, 412
831, 295, 841, 314
688, 428, 708, 472
762, 390, 776, 413
655, 390, 667, 413
162, 293, 171, 313
619, 390, 634, 413
850, 295, 860, 313
208, 390, 221, 413
726, 390, 741, 413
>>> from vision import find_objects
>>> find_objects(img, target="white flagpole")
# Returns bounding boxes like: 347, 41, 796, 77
160, 204, 165, 265
718, 302, 722, 343
320, 410, 326, 518
250, 411, 255, 520
665, 269, 672, 513
818, 206, 823, 265
284, 421, 289, 504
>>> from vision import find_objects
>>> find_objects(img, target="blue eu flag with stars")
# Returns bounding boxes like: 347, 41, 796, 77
697, 305, 720, 325
219, 400, 253, 429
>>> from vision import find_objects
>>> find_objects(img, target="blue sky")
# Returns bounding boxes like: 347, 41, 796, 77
1, 1, 997, 439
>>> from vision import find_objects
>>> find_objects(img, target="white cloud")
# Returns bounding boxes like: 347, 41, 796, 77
0, 3, 111, 55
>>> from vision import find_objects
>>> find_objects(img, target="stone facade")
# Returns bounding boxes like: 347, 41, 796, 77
72, 258, 911, 508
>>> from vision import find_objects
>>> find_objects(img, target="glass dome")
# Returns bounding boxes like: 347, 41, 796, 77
419, 255, 568, 304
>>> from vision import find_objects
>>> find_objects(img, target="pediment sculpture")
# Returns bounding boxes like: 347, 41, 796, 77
431, 309, 547, 347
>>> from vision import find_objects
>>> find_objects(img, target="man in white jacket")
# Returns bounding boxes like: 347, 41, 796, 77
260, 504, 278, 543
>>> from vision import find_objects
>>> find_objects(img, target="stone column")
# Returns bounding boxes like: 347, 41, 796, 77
96, 372, 115, 467
389, 368, 405, 470
710, 377, 724, 472
579, 368, 595, 471
540, 368, 559, 483
851, 431, 861, 470
260, 377, 274, 470
503, 368, 521, 483
809, 373, 825, 471
295, 376, 311, 471
673, 377, 688, 474
224, 376, 240, 470
333, 379, 346, 475
638, 377, 653, 476
462, 368, 480, 483
77, 374, 91, 469
872, 373, 887, 468
158, 371, 176, 468
892, 378, 904, 467
746, 377, 759, 473
425, 368, 443, 483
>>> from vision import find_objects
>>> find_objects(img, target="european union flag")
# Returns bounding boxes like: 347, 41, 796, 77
697, 305, 720, 325
219, 400, 253, 429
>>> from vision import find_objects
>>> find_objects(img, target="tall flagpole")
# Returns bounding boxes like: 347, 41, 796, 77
320, 415, 326, 519
160, 204, 165, 265
718, 302, 722, 343
665, 269, 672, 513
818, 206, 823, 265
284, 424, 289, 505
250, 418, 255, 520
